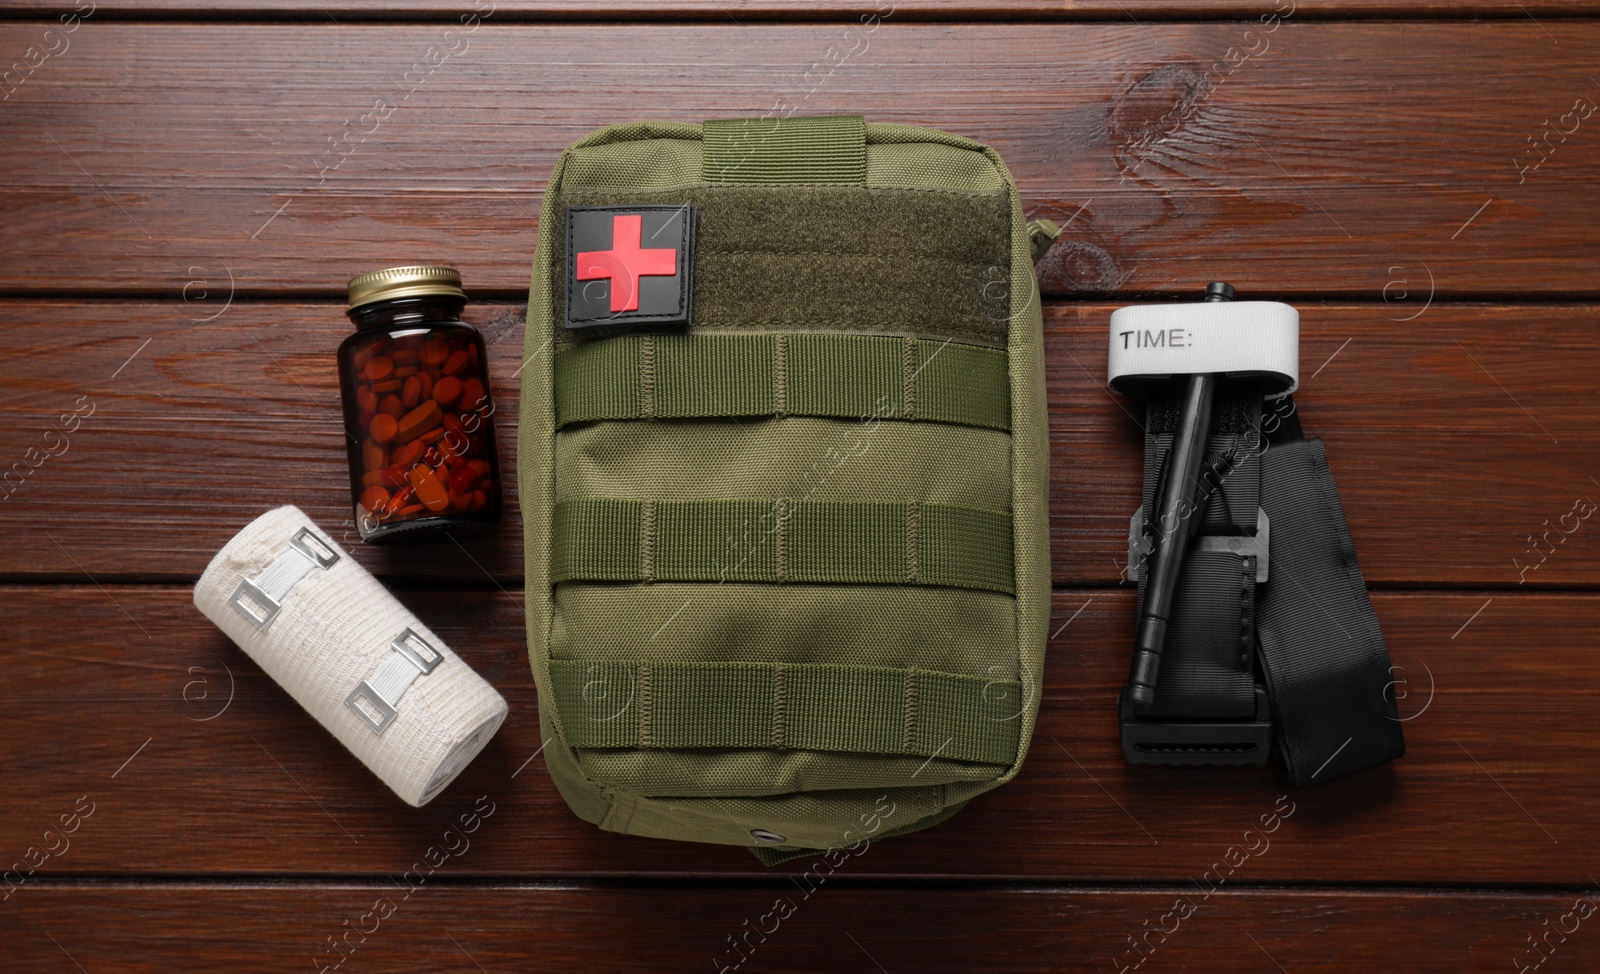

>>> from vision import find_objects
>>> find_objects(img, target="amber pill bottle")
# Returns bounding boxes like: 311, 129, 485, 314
338, 266, 503, 542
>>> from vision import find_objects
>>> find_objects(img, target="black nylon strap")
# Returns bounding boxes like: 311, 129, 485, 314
1136, 388, 1262, 720
1142, 551, 1257, 718
1131, 390, 1404, 784
1257, 433, 1405, 784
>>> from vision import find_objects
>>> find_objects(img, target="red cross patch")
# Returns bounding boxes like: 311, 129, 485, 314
565, 205, 694, 328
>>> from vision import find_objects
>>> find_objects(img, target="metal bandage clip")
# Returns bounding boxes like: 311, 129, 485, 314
227, 527, 340, 630
346, 628, 446, 734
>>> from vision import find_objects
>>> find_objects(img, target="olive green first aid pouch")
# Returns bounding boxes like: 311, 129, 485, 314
520, 114, 1051, 863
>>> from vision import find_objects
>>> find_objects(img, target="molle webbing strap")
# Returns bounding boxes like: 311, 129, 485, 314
703, 114, 866, 184
1131, 391, 1404, 784
555, 333, 1010, 430
552, 499, 1015, 594
547, 659, 1022, 764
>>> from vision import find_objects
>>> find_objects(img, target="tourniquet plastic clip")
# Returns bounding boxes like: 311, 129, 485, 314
1119, 685, 1273, 766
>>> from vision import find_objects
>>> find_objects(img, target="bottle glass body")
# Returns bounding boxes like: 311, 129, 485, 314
337, 295, 502, 542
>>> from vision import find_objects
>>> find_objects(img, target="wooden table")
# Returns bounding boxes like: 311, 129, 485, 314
3, 2, 1598, 970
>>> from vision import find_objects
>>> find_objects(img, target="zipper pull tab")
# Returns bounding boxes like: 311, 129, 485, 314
1026, 218, 1062, 264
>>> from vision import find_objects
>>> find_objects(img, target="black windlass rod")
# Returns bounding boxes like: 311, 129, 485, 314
1125, 281, 1234, 705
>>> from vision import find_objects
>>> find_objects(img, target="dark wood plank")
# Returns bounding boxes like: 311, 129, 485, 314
2, 585, 1593, 882
5, 885, 1598, 973
2, 23, 1598, 294
3, 301, 1594, 585
4, 0, 1598, 21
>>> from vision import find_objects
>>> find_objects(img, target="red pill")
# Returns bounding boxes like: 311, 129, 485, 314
407, 464, 451, 513
391, 439, 423, 468
370, 413, 398, 444
359, 485, 389, 512
419, 339, 450, 366
384, 484, 416, 515
395, 400, 442, 443
432, 376, 463, 407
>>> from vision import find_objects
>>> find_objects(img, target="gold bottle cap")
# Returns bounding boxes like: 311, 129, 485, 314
347, 265, 467, 310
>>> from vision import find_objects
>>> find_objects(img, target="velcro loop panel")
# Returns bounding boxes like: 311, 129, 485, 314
555, 333, 1010, 430
703, 114, 866, 184
552, 499, 1015, 594
548, 659, 1022, 764
1108, 301, 1299, 397
554, 184, 1013, 347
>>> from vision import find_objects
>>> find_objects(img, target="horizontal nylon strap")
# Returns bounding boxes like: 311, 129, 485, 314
548, 658, 1023, 764
552, 499, 1015, 594
555, 333, 1010, 431
702, 114, 866, 184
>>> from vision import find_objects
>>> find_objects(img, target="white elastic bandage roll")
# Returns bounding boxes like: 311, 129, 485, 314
193, 505, 508, 807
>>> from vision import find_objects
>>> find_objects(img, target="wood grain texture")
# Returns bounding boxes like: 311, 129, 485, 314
5, 885, 1600, 973
1, 6, 1593, 968
3, 301, 1593, 585
4, 0, 1600, 20
2, 585, 1591, 883
2, 23, 1598, 295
